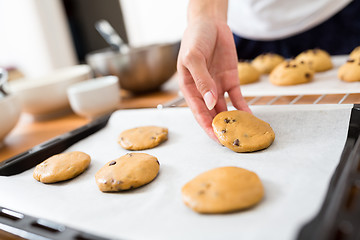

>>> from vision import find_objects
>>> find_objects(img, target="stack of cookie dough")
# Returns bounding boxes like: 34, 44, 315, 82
95, 126, 168, 192
31, 110, 276, 215
338, 46, 360, 82
252, 53, 285, 74
269, 48, 333, 86
182, 166, 264, 214
237, 53, 285, 85
237, 61, 261, 85
238, 46, 360, 86
33, 151, 91, 183
33, 126, 168, 193
180, 110, 275, 214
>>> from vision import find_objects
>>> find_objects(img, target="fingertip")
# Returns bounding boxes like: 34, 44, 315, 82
241, 102, 252, 113
203, 91, 217, 110
205, 126, 221, 144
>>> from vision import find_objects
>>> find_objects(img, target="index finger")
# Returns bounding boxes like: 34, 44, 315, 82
180, 78, 220, 142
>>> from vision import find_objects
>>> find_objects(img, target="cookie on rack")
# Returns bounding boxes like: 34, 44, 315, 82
349, 46, 360, 59
251, 53, 284, 74
269, 60, 314, 86
237, 61, 261, 85
118, 126, 168, 150
338, 58, 360, 82
295, 48, 333, 72
33, 151, 91, 183
95, 153, 160, 192
181, 166, 264, 214
212, 110, 275, 153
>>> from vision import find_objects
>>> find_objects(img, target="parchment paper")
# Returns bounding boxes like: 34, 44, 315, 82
0, 104, 352, 240
163, 55, 360, 96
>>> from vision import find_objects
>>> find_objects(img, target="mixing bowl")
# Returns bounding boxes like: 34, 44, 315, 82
8, 65, 92, 119
0, 94, 21, 147
85, 42, 180, 93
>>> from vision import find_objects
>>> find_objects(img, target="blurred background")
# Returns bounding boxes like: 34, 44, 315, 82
0, 0, 187, 79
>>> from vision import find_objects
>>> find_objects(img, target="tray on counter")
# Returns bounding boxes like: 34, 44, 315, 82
0, 104, 359, 240
240, 55, 360, 97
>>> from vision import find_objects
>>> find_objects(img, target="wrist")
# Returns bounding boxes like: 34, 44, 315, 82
187, 0, 228, 23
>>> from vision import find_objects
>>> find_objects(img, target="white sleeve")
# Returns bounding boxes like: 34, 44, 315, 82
228, 0, 352, 40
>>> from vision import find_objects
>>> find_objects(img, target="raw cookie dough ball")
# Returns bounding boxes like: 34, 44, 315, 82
295, 48, 333, 72
95, 153, 160, 192
338, 58, 360, 82
237, 61, 261, 85
251, 53, 285, 74
33, 151, 91, 183
212, 110, 275, 153
181, 166, 264, 214
269, 60, 314, 86
350, 46, 360, 59
118, 126, 168, 150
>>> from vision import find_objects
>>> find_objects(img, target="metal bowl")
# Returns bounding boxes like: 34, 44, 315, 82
85, 41, 180, 93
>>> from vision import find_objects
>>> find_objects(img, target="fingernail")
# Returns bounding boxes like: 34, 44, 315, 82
204, 91, 216, 110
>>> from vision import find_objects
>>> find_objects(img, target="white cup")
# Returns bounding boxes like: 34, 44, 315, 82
67, 76, 120, 119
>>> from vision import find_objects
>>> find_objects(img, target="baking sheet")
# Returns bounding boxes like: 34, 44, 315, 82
163, 55, 360, 96
240, 55, 360, 96
0, 104, 353, 240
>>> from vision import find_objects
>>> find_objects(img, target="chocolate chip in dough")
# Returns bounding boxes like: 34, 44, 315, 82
198, 190, 205, 195
109, 161, 116, 166
233, 139, 240, 146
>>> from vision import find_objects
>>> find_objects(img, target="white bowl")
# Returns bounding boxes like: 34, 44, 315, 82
67, 76, 120, 119
0, 94, 21, 147
8, 65, 92, 119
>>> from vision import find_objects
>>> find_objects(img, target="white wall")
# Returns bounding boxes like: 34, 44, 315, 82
120, 0, 188, 47
0, 0, 77, 78
0, 0, 187, 77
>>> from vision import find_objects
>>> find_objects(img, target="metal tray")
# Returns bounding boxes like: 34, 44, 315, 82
297, 104, 360, 240
0, 105, 359, 240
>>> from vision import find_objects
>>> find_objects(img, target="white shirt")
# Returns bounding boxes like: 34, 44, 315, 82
228, 0, 352, 40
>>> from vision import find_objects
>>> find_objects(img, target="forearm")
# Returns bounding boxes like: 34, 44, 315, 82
187, 0, 228, 22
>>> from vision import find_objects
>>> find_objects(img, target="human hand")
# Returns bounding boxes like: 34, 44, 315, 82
177, 17, 250, 141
